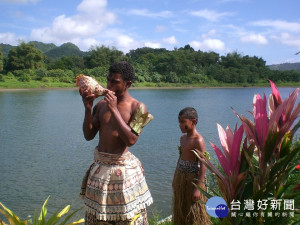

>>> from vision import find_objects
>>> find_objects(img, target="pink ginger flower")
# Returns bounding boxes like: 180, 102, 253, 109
194, 123, 247, 204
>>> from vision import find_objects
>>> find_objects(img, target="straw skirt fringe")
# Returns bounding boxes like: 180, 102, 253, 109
172, 168, 211, 225
85, 209, 148, 225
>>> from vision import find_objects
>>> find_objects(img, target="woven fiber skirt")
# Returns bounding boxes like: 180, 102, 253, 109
81, 147, 153, 223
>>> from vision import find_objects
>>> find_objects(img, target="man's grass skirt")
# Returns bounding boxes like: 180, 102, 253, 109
81, 147, 153, 224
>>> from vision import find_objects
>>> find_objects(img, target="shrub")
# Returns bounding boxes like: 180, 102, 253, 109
0, 196, 84, 225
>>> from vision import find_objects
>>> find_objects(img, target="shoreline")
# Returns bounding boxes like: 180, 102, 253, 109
0, 86, 252, 92
0, 84, 299, 92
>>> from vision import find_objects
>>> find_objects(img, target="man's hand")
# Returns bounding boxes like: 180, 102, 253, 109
79, 88, 95, 112
104, 91, 117, 112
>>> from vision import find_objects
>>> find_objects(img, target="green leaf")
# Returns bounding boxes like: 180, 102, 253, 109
38, 196, 50, 225
279, 132, 292, 158
263, 126, 279, 165
58, 208, 83, 225
33, 210, 37, 225
270, 144, 300, 179
44, 210, 60, 225
65, 219, 84, 225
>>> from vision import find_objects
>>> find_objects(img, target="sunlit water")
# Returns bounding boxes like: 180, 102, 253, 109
0, 87, 298, 221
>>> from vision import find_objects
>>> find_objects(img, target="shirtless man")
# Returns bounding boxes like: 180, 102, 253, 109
80, 61, 153, 225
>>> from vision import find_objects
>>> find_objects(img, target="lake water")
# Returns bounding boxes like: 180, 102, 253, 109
0, 87, 299, 221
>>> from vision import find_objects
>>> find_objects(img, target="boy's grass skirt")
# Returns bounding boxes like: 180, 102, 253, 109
172, 168, 211, 225
81, 147, 153, 224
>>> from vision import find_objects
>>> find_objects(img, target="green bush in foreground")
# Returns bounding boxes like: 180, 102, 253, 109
0, 196, 84, 225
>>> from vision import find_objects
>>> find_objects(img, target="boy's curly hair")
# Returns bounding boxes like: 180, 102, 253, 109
108, 61, 135, 82
178, 107, 198, 124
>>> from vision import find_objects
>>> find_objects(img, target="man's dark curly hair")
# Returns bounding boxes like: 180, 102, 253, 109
178, 107, 198, 124
108, 61, 135, 82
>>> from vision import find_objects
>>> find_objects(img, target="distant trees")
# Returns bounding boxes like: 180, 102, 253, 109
0, 46, 3, 73
0, 41, 299, 85
83, 45, 127, 69
5, 42, 44, 71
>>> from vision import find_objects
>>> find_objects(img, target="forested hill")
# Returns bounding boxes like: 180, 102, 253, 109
0, 41, 88, 58
2, 41, 300, 71
268, 62, 300, 72
0, 41, 300, 86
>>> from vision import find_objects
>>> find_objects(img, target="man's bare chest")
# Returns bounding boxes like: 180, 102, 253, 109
98, 106, 132, 125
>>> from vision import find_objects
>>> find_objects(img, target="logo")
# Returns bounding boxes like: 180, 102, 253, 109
205, 196, 229, 218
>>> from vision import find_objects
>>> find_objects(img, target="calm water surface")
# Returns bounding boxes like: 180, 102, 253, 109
0, 87, 298, 220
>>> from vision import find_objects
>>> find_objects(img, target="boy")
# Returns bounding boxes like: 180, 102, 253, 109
80, 61, 153, 225
172, 107, 211, 225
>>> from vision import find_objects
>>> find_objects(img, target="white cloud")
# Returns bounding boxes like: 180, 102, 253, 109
202, 29, 217, 39
115, 35, 141, 53
249, 20, 300, 33
77, 0, 107, 13
163, 36, 178, 45
240, 34, 268, 45
127, 9, 173, 18
271, 33, 300, 48
30, 0, 116, 47
189, 38, 225, 51
145, 42, 161, 49
0, 32, 25, 45
77, 38, 99, 51
190, 9, 232, 22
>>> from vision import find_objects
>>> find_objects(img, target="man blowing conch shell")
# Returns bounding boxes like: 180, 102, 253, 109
77, 61, 154, 225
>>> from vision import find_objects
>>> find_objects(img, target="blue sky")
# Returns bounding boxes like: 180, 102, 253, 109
0, 0, 300, 65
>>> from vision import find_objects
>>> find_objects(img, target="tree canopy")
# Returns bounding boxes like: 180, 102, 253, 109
0, 42, 299, 85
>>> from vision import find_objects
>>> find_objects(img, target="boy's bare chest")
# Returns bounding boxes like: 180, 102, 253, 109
180, 136, 197, 152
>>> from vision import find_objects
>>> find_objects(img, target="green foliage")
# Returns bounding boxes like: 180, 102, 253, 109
1, 41, 300, 87
0, 46, 3, 73
18, 73, 31, 82
5, 42, 44, 71
0, 196, 84, 225
29, 41, 57, 54
45, 42, 85, 59
83, 45, 126, 69
35, 68, 48, 81
195, 83, 300, 225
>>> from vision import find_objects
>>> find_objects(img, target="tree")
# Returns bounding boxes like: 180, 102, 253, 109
84, 45, 126, 69
0, 46, 3, 72
5, 42, 44, 72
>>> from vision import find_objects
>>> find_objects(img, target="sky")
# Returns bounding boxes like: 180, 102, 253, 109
0, 0, 300, 65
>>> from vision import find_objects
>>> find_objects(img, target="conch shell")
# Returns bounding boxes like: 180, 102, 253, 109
76, 74, 109, 97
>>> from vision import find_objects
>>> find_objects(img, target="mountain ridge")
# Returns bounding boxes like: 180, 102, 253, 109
1, 41, 300, 71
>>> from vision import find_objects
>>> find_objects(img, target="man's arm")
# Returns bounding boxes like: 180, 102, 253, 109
80, 89, 98, 141
104, 92, 139, 146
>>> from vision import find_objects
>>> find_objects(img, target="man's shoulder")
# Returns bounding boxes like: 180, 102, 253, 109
130, 98, 146, 111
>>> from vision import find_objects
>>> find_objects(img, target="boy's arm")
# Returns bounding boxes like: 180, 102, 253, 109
198, 137, 207, 185
192, 136, 207, 201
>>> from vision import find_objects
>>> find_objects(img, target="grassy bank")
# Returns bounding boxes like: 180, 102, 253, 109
1, 76, 300, 90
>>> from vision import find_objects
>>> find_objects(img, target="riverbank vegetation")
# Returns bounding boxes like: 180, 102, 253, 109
195, 81, 300, 225
0, 42, 300, 89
